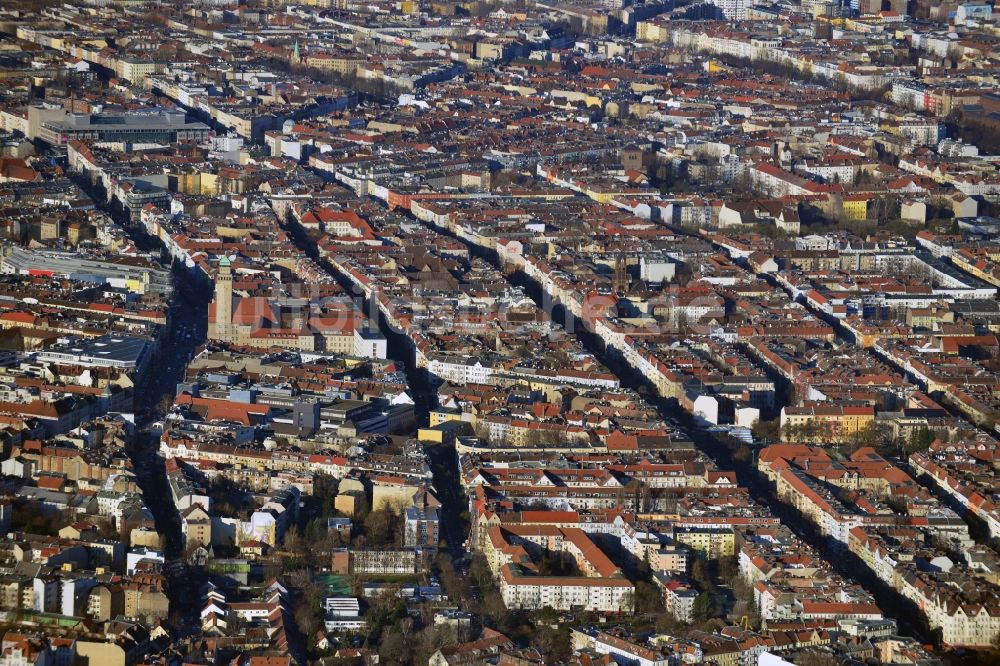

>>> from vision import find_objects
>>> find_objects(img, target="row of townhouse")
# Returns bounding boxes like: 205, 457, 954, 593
659, 23, 901, 91
909, 450, 1000, 540
850, 525, 1000, 646
483, 524, 635, 613
738, 526, 888, 628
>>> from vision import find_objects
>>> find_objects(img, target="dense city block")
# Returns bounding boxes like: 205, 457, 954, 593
4, 0, 1000, 664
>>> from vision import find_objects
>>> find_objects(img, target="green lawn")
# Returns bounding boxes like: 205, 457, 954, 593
314, 573, 352, 595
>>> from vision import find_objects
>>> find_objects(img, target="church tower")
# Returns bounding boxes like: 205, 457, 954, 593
613, 255, 629, 295
211, 256, 233, 341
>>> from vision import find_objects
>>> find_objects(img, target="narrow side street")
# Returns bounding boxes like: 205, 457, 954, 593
81, 182, 211, 640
